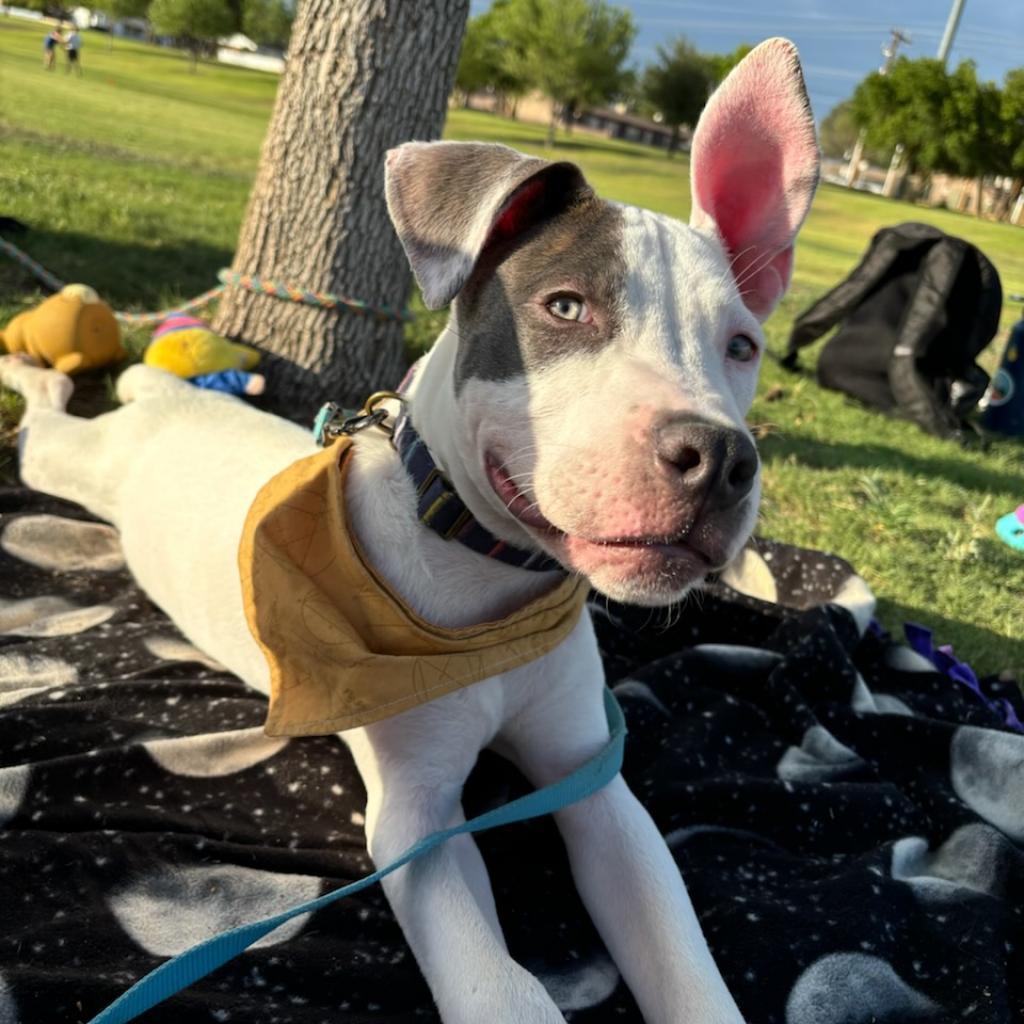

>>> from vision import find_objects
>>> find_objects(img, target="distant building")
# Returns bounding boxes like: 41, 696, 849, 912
217, 32, 259, 53
575, 108, 686, 151
216, 33, 285, 74
113, 16, 148, 41
458, 90, 689, 153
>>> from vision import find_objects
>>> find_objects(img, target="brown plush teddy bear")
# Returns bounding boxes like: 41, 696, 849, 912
0, 284, 126, 375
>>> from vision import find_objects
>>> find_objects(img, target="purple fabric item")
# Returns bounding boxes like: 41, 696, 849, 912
1016, 505, 1024, 524
904, 622, 1023, 732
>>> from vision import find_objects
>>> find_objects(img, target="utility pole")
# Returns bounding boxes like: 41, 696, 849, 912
937, 0, 966, 67
845, 28, 910, 188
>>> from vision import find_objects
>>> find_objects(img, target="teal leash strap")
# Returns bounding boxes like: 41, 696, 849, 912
87, 688, 626, 1023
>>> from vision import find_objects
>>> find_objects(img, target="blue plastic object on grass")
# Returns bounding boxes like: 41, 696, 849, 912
996, 506, 1024, 552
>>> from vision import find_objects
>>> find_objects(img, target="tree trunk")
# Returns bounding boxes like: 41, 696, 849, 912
996, 177, 1023, 222
546, 103, 560, 147
213, 0, 469, 420
974, 176, 984, 218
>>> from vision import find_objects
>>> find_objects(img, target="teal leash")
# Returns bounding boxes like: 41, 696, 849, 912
87, 688, 626, 1023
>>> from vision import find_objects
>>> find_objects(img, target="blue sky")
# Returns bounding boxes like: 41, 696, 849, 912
470, 0, 1023, 120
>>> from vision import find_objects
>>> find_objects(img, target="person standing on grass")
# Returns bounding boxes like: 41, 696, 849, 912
65, 27, 82, 76
43, 26, 63, 71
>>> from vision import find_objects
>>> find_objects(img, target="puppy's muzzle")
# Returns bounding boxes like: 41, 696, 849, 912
654, 416, 759, 511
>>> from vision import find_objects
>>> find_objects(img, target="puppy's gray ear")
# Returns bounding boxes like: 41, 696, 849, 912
385, 141, 592, 309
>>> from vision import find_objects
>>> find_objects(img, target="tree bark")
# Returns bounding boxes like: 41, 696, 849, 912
546, 103, 560, 147
995, 177, 1023, 222
213, 0, 470, 420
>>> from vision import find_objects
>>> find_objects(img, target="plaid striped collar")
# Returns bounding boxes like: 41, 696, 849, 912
391, 409, 565, 574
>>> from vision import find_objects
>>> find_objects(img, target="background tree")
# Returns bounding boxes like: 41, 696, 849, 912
996, 69, 1024, 220
705, 42, 752, 85
242, 0, 293, 49
496, 0, 635, 146
100, 0, 151, 47
641, 37, 711, 156
148, 0, 235, 70
104, 0, 151, 19
819, 99, 889, 164
453, 9, 520, 107
941, 61, 1004, 214
850, 57, 951, 180
212, 0, 470, 417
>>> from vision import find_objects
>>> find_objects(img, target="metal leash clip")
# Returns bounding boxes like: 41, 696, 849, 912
313, 391, 403, 446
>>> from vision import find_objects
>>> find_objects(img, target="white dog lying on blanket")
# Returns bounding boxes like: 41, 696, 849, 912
1, 38, 819, 1024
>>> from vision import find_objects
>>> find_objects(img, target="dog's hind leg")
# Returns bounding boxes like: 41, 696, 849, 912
344, 695, 568, 1024
1, 355, 133, 521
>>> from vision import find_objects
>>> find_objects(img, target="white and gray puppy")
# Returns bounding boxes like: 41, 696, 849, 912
1, 38, 819, 1024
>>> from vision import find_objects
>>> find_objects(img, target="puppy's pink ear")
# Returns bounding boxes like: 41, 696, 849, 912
385, 142, 591, 309
689, 38, 819, 320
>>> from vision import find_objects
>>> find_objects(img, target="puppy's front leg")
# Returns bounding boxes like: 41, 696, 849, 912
344, 702, 567, 1024
503, 628, 746, 1024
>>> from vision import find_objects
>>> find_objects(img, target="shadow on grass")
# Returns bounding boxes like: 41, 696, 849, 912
875, 596, 1022, 679
759, 431, 1024, 499
1, 226, 232, 310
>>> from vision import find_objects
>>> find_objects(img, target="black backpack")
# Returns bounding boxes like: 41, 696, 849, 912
781, 223, 1002, 439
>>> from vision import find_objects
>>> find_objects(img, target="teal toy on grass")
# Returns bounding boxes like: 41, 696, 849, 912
999, 505, 1024, 552
996, 506, 1024, 552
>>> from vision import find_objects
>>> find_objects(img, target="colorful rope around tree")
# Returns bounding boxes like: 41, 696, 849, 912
0, 236, 414, 327
216, 269, 414, 323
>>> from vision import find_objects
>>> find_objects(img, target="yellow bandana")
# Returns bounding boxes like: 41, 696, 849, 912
238, 438, 588, 737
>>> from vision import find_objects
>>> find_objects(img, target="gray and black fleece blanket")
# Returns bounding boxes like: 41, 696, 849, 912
0, 487, 1021, 1024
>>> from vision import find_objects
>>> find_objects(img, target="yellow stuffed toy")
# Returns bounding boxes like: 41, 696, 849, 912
0, 284, 126, 374
144, 314, 264, 395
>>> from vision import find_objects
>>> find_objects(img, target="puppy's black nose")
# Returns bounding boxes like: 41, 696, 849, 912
654, 418, 759, 509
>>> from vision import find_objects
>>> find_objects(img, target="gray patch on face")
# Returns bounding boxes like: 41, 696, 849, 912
950, 725, 1024, 842
890, 824, 1013, 900
785, 953, 938, 1024
453, 197, 626, 390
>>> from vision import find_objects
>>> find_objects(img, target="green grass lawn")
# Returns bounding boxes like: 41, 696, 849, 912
2, 16, 1023, 676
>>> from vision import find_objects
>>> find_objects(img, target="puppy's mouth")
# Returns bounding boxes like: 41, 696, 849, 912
485, 452, 562, 534
483, 453, 719, 570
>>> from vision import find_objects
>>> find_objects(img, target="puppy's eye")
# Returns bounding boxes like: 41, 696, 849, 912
726, 334, 758, 363
546, 295, 590, 323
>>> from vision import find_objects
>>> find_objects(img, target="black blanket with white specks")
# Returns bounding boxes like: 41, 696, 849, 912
0, 487, 1021, 1024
